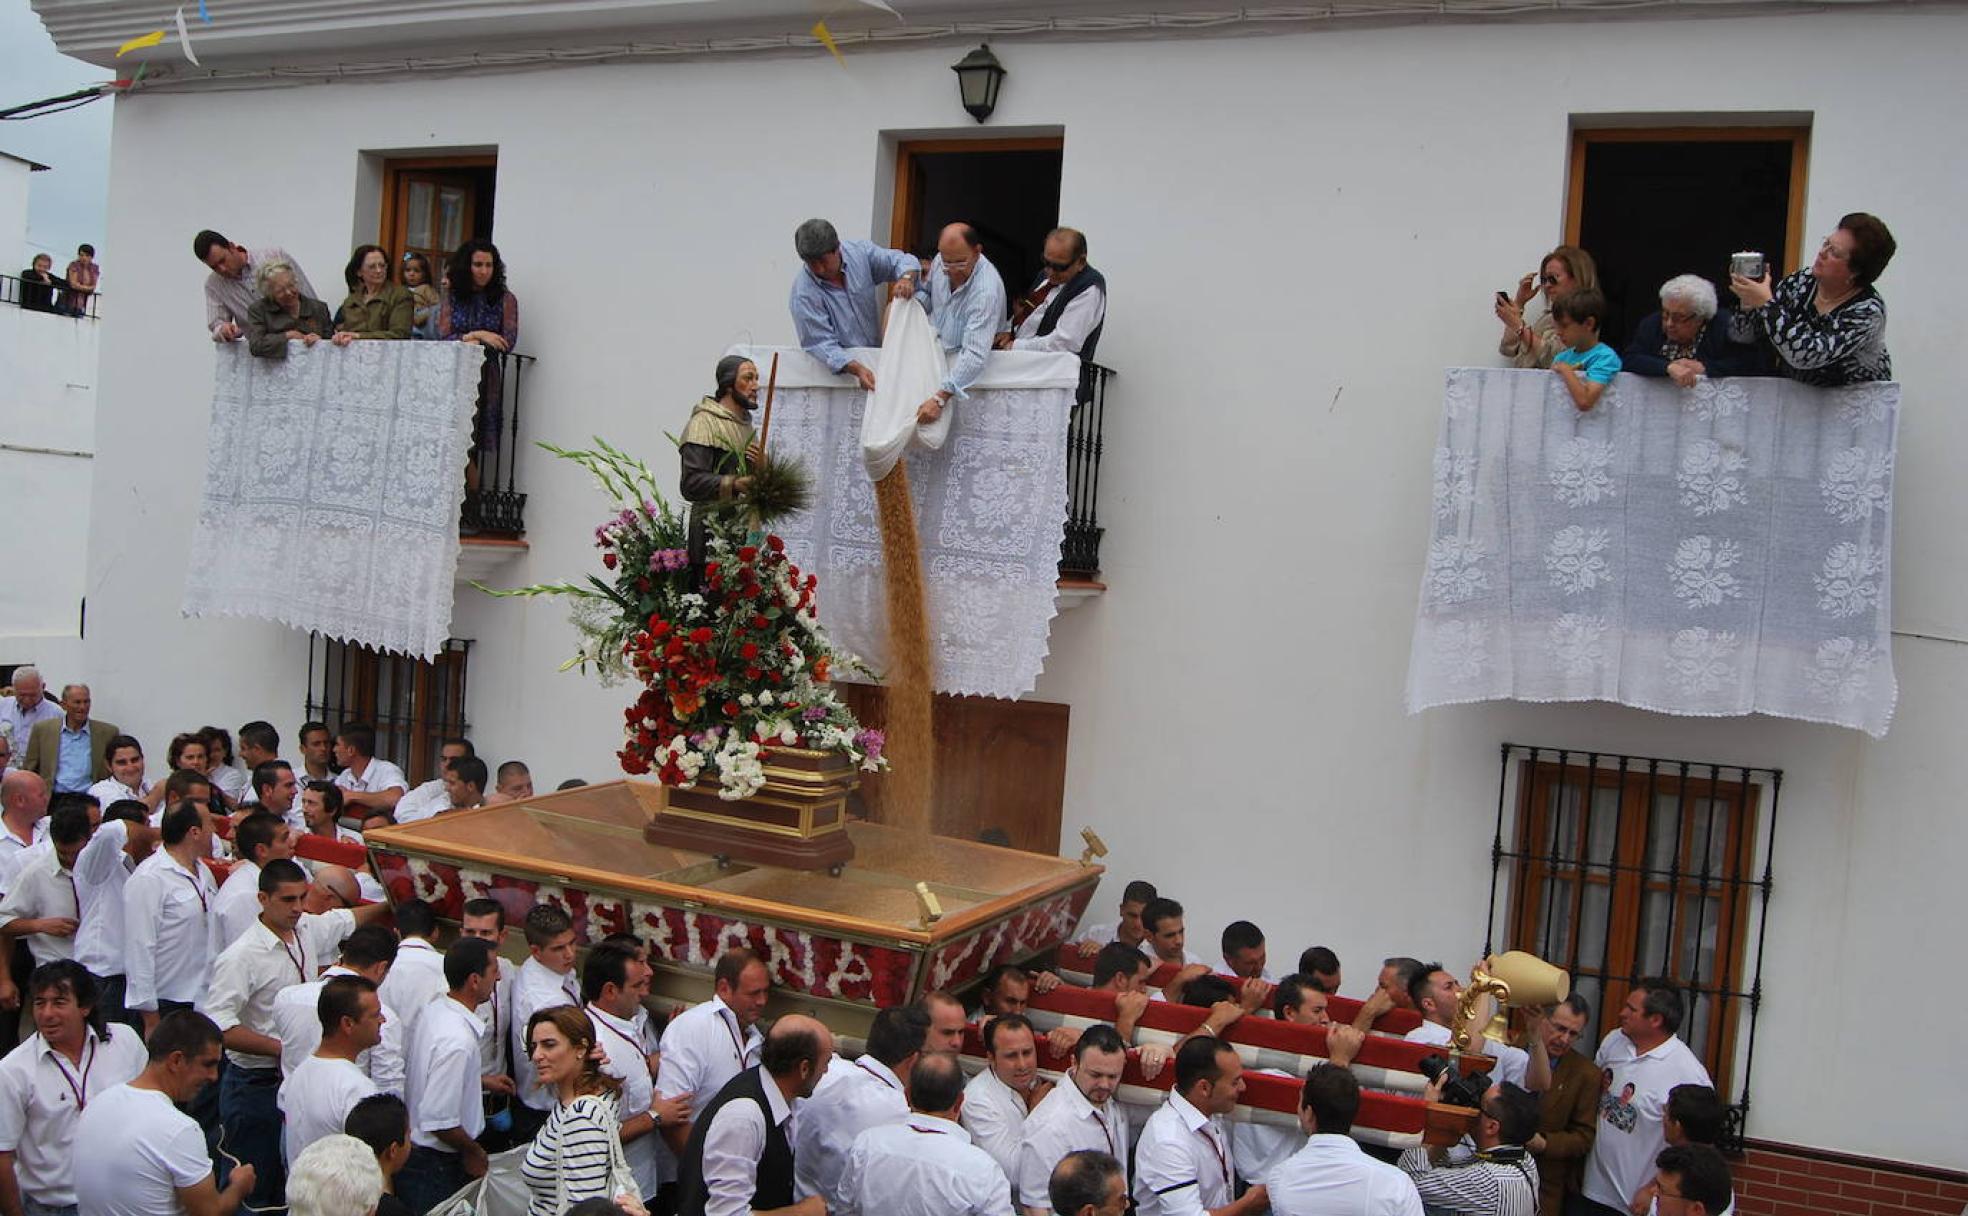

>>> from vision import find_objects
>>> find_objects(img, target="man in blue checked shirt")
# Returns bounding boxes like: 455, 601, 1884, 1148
917, 222, 1009, 426
788, 218, 921, 392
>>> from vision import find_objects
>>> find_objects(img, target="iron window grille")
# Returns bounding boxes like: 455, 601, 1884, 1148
304, 634, 471, 786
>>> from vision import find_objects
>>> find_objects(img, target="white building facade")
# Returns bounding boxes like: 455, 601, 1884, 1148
31, 0, 1968, 1188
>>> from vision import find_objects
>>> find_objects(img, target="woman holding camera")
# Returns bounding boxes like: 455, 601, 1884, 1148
1728, 212, 1896, 386
1495, 245, 1599, 369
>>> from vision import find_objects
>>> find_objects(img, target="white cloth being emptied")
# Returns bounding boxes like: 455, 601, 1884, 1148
859, 298, 951, 480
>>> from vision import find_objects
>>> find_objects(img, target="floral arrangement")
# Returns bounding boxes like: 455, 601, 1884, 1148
479, 439, 885, 798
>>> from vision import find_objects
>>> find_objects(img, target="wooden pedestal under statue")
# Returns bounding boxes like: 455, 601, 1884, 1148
364, 779, 1100, 1035
646, 747, 858, 873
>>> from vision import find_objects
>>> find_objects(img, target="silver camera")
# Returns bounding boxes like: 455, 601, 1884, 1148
1730, 251, 1767, 281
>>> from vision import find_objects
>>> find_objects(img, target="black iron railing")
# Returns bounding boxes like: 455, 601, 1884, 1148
1488, 743, 1779, 1151
462, 348, 535, 536
1, 272, 101, 318
1060, 362, 1112, 578
304, 634, 472, 786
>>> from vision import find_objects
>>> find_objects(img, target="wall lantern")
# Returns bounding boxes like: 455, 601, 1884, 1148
951, 44, 1006, 123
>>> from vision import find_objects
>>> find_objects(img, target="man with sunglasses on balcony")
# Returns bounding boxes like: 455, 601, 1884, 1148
998, 227, 1106, 364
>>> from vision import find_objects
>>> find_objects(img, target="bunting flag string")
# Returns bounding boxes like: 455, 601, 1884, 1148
174, 6, 202, 65
115, 29, 166, 57
811, 19, 847, 67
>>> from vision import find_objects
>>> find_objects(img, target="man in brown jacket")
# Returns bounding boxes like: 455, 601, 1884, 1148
21, 684, 119, 794
1530, 995, 1600, 1215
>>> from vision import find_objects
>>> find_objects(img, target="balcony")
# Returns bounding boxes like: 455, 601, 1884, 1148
1, 272, 101, 319
1058, 361, 1112, 598
456, 348, 534, 581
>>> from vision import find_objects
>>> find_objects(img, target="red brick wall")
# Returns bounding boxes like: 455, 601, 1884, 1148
1735, 1141, 1968, 1216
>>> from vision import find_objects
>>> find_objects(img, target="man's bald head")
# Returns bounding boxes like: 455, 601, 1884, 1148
1, 769, 49, 819
762, 1014, 834, 1099
306, 863, 360, 914
937, 223, 983, 289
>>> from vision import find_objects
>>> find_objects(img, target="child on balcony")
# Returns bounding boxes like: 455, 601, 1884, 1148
1551, 287, 1621, 412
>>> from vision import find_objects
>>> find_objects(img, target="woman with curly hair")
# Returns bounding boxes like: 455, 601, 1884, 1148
439, 239, 521, 488
518, 1006, 643, 1216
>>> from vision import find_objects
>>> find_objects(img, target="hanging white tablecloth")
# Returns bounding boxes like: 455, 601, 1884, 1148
183, 341, 484, 658
729, 345, 1080, 699
1405, 369, 1900, 737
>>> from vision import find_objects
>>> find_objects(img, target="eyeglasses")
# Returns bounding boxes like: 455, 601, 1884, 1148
1539, 273, 1562, 286
1042, 258, 1077, 273
321, 885, 356, 910
1820, 236, 1853, 261
1661, 310, 1701, 325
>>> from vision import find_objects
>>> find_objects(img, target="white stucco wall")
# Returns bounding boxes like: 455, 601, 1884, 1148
80, 7, 1966, 1167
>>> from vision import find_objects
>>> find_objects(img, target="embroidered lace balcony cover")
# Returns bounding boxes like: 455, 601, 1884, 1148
729, 345, 1080, 699
1405, 369, 1900, 737
183, 341, 485, 658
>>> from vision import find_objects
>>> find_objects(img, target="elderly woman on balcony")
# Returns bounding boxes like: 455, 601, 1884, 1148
1729, 212, 1897, 386
334, 244, 413, 340
1622, 274, 1765, 387
1495, 245, 1598, 369
246, 260, 353, 358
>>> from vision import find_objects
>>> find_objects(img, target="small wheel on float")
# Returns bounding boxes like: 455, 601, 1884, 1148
828, 863, 845, 878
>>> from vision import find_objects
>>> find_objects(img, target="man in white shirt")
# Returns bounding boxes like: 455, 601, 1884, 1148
1650, 1144, 1734, 1216
0, 961, 150, 1215
0, 801, 92, 966
1233, 976, 1367, 1186
492, 761, 533, 804
1133, 1037, 1268, 1216
203, 858, 373, 1209
1403, 963, 1543, 1091
1138, 898, 1208, 970
211, 811, 294, 949
1015, 1024, 1130, 1216
1072, 880, 1155, 952
0, 771, 50, 899
272, 925, 403, 1091
795, 1003, 927, 1209
507, 903, 581, 1138
72, 799, 158, 1027
455, 899, 517, 1093
1047, 1151, 1128, 1216
675, 1014, 833, 1216
391, 742, 479, 825
298, 781, 363, 847
840, 1051, 1012, 1216
87, 734, 165, 815
964, 1013, 1054, 1199
331, 724, 407, 828
399, 938, 501, 1216
245, 760, 306, 839
1269, 1065, 1422, 1216
1219, 921, 1279, 985
0, 672, 62, 775
1000, 228, 1107, 360
584, 942, 689, 1204
278, 975, 384, 1168
657, 947, 769, 1158
73, 1009, 257, 1216
1580, 980, 1714, 1216
295, 722, 335, 789
122, 801, 219, 1034
376, 899, 447, 1036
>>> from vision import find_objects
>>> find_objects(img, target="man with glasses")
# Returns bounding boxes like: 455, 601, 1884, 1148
1528, 996, 1600, 1216
917, 222, 1008, 426
1399, 1079, 1543, 1216
788, 217, 921, 393
1000, 226, 1106, 367
1648, 1144, 1733, 1216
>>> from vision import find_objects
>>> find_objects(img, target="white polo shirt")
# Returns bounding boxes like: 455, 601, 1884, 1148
211, 859, 263, 950
271, 966, 407, 1095
378, 936, 448, 1035
0, 1024, 149, 1206
335, 758, 408, 800
73, 819, 140, 978
479, 956, 516, 1078
960, 1065, 1035, 1198
509, 956, 581, 1110
1230, 1069, 1304, 1186
121, 849, 218, 1012
1015, 1074, 1129, 1213
393, 780, 470, 825
88, 776, 151, 809
1268, 1133, 1423, 1216
73, 1082, 215, 1216
0, 847, 79, 965
1582, 1030, 1713, 1210
279, 1053, 379, 1168
1132, 1091, 1234, 1216
794, 1054, 909, 1209
202, 908, 356, 1069
406, 994, 488, 1151
841, 1112, 1014, 1216
590, 1001, 671, 1195
657, 994, 764, 1125
0, 818, 50, 896
1404, 1018, 1531, 1088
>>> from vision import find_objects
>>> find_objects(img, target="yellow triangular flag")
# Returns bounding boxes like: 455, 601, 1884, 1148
811, 19, 847, 68
116, 29, 166, 57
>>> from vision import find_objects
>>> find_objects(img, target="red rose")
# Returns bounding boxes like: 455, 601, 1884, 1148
767, 535, 785, 552
741, 643, 759, 660
602, 552, 618, 569
752, 614, 769, 630
739, 546, 758, 562
724, 700, 741, 717
690, 627, 714, 645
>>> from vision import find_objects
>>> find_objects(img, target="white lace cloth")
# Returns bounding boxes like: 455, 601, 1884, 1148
182, 341, 485, 659
1406, 369, 1900, 737
730, 345, 1080, 699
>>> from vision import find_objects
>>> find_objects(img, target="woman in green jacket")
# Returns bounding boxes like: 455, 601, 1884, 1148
334, 244, 413, 339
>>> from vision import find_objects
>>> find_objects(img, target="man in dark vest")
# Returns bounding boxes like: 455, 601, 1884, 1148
1000, 227, 1107, 397
676, 1012, 834, 1216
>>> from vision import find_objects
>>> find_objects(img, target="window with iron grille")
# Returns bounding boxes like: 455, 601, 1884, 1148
1487, 743, 1780, 1147
304, 635, 471, 786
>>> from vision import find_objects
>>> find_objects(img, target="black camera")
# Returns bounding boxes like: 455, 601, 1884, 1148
1417, 1054, 1494, 1109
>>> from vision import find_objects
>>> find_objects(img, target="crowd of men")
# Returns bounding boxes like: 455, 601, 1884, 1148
0, 671, 1738, 1216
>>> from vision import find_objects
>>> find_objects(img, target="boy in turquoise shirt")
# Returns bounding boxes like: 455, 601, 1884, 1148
1552, 287, 1621, 411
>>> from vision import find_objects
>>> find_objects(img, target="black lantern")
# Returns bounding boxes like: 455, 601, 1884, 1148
951, 44, 1006, 123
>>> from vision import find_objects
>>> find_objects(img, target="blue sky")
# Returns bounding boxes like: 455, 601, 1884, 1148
1, 0, 113, 264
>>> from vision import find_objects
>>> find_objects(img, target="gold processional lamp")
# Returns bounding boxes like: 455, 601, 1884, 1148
1447, 951, 1572, 1060
1078, 827, 1108, 868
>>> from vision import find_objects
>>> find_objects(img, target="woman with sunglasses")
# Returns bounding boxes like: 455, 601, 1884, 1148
1496, 245, 1599, 369
1727, 213, 1896, 386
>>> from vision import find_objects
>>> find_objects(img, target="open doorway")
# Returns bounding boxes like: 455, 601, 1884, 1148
379, 155, 498, 273
1566, 126, 1807, 348
890, 137, 1063, 300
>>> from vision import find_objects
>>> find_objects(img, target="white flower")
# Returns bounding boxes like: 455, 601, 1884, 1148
779, 724, 798, 745
739, 693, 755, 708
1821, 447, 1892, 524
1425, 536, 1491, 607
1813, 541, 1884, 618
1665, 627, 1740, 696
1548, 613, 1609, 678
1668, 535, 1743, 609
1550, 438, 1618, 508
757, 691, 774, 706
1545, 525, 1614, 595
1676, 439, 1748, 517
1806, 637, 1880, 704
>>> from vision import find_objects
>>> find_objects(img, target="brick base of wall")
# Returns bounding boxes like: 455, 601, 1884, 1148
1735, 1140, 1968, 1216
